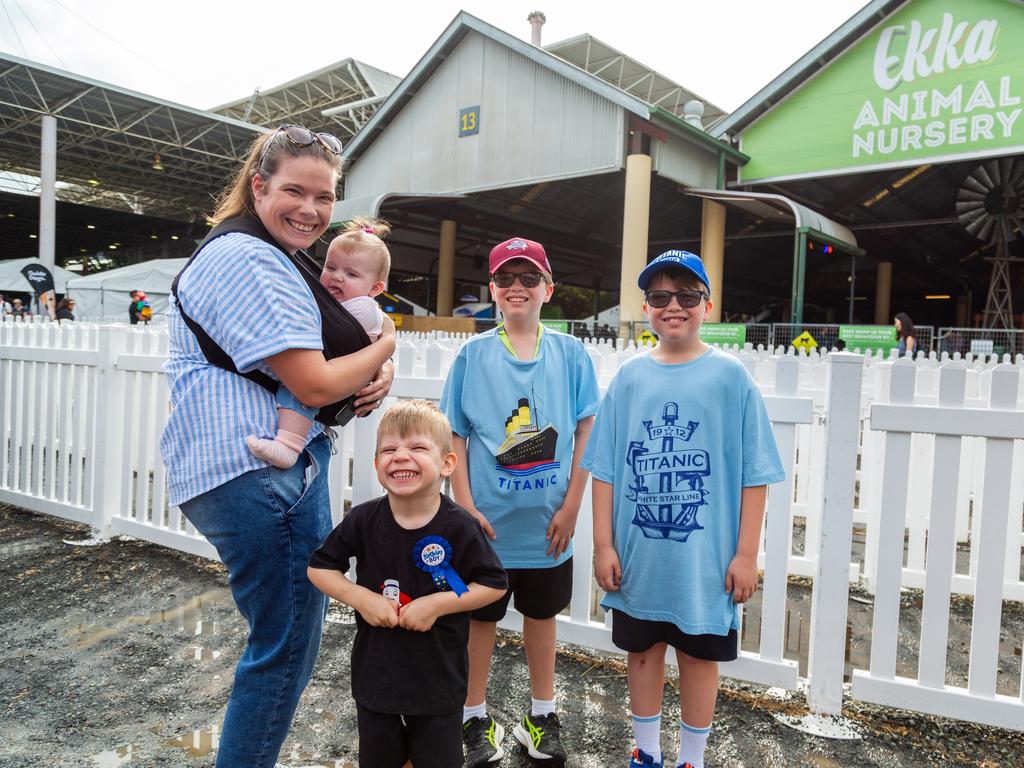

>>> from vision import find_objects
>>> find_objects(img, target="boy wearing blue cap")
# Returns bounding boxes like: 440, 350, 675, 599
582, 250, 785, 768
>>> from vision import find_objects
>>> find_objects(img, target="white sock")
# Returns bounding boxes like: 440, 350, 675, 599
463, 702, 487, 724
631, 713, 661, 763
677, 720, 711, 768
531, 698, 555, 717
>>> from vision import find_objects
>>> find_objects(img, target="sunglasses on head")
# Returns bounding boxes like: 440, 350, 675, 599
491, 271, 547, 289
259, 124, 343, 165
644, 288, 707, 309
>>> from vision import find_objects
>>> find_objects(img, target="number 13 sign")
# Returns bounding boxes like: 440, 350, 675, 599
459, 106, 480, 137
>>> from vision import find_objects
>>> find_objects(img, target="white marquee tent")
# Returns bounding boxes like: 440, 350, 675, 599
65, 258, 186, 321
0, 258, 77, 295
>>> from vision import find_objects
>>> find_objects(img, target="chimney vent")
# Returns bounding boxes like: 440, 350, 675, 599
682, 100, 705, 131
527, 11, 546, 46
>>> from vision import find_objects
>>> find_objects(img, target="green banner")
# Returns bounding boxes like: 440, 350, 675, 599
540, 320, 569, 333
839, 325, 898, 351
741, 0, 1024, 182
699, 323, 747, 345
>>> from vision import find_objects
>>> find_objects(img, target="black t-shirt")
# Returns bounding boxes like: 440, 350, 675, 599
309, 494, 507, 715
128, 300, 139, 324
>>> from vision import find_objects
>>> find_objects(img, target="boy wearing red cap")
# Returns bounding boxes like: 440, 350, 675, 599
441, 237, 600, 766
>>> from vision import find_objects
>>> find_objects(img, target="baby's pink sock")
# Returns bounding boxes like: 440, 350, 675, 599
246, 429, 307, 469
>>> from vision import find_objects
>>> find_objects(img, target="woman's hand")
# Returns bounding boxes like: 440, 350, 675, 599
353, 359, 395, 416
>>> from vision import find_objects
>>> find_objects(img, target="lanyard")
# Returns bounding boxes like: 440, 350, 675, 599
496, 323, 543, 359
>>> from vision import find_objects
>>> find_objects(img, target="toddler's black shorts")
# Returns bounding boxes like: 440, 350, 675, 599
356, 705, 462, 767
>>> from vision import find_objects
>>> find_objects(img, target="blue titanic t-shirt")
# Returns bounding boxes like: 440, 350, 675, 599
440, 328, 600, 568
581, 347, 785, 635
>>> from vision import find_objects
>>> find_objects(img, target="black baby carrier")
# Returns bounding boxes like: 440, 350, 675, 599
171, 215, 372, 427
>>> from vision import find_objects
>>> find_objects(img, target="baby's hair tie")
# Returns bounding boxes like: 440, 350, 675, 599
361, 226, 374, 234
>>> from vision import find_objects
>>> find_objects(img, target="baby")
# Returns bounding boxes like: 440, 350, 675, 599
246, 218, 391, 468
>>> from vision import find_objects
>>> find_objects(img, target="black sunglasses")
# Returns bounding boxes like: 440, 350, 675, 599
259, 124, 343, 165
644, 289, 707, 309
491, 271, 546, 289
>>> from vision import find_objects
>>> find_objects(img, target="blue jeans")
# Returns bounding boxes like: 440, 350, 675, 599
180, 432, 333, 768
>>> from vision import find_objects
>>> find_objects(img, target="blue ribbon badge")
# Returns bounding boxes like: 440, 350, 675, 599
412, 535, 468, 596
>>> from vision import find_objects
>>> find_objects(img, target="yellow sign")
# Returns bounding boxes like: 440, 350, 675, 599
791, 330, 818, 351
637, 330, 657, 346
390, 313, 404, 327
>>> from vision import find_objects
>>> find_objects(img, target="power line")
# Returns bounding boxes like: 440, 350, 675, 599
1, 0, 28, 57
12, 0, 66, 67
45, 0, 168, 74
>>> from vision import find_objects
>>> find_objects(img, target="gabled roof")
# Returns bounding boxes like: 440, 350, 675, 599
343, 11, 745, 165
211, 58, 401, 140
713, 0, 905, 138
544, 34, 727, 124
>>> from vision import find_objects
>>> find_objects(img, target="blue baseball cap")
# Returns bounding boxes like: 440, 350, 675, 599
637, 250, 711, 292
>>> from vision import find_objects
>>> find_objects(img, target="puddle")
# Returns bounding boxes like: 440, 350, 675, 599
164, 725, 219, 757
90, 743, 136, 766
0, 539, 51, 557
65, 588, 229, 649
183, 645, 222, 662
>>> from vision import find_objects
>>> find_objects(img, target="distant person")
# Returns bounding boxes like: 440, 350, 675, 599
308, 400, 507, 768
10, 298, 29, 319
834, 338, 846, 352
895, 312, 916, 358
1, 293, 11, 315
128, 290, 143, 324
246, 217, 390, 468
56, 298, 76, 322
441, 236, 599, 767
582, 250, 785, 768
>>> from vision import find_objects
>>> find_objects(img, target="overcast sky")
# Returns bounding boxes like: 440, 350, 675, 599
0, 0, 871, 114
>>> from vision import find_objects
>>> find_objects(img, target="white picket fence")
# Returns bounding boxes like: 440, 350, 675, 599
2, 317, 1023, 729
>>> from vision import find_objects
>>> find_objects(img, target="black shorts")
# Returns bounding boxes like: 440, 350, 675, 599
611, 609, 738, 662
356, 705, 462, 767
471, 557, 573, 622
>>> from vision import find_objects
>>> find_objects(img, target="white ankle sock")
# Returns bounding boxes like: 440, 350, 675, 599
677, 720, 711, 768
531, 697, 555, 717
631, 713, 661, 763
463, 702, 487, 724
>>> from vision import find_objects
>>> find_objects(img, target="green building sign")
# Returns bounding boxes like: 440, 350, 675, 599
839, 325, 898, 351
741, 0, 1024, 182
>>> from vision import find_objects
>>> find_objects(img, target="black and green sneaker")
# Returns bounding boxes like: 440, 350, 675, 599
512, 712, 567, 765
463, 715, 505, 767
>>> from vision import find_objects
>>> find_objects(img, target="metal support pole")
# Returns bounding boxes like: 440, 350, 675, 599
39, 115, 56, 271
791, 231, 807, 324
848, 253, 856, 324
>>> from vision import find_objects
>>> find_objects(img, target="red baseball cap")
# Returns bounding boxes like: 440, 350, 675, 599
489, 237, 552, 277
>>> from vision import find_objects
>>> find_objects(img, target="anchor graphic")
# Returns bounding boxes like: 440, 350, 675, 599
626, 402, 709, 542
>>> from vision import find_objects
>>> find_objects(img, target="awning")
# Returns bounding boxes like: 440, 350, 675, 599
685, 188, 858, 251
686, 188, 862, 324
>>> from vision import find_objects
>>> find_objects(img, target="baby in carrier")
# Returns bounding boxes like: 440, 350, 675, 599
246, 218, 391, 468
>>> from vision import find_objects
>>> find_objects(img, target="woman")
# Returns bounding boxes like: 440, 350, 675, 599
895, 312, 916, 358
159, 125, 396, 768
55, 298, 75, 321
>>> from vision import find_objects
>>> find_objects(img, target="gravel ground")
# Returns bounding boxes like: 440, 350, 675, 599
1, 503, 1021, 768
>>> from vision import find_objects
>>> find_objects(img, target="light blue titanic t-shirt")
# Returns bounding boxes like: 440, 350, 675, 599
440, 328, 600, 568
581, 347, 785, 635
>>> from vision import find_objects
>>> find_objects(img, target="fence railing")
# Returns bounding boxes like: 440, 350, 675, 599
2, 319, 1023, 728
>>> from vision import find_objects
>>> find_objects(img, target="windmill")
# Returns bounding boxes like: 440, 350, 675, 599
956, 158, 1024, 329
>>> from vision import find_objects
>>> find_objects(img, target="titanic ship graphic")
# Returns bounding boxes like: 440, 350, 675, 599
494, 394, 559, 476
